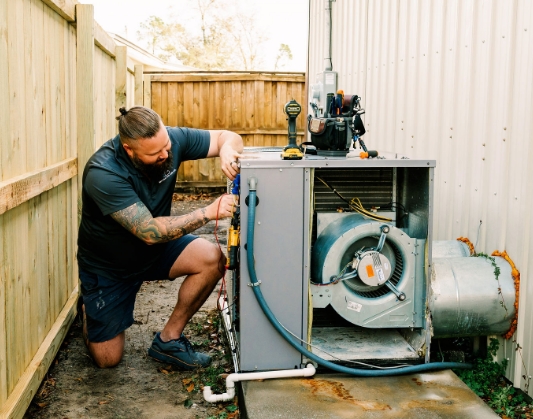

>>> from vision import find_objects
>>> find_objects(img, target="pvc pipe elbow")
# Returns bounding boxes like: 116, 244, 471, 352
203, 365, 316, 403
203, 385, 235, 403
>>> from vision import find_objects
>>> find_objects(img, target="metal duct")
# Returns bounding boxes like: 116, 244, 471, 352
430, 241, 516, 338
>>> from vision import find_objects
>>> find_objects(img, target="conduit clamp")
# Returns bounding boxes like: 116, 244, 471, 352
248, 280, 262, 287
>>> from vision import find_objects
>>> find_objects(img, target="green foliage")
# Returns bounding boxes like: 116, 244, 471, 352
456, 339, 533, 418
136, 16, 184, 60
274, 43, 293, 70
474, 253, 508, 316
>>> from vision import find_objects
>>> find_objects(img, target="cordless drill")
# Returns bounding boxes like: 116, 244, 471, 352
281, 99, 304, 160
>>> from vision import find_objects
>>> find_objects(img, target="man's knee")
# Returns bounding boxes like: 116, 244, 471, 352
88, 333, 125, 368
199, 244, 225, 276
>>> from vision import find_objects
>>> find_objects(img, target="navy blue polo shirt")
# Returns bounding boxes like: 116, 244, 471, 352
77, 127, 210, 281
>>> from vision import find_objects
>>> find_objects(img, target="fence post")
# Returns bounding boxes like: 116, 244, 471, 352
134, 64, 143, 106
115, 45, 127, 117
76, 4, 95, 208
143, 74, 152, 108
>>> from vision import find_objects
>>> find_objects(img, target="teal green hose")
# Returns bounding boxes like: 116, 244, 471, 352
245, 180, 471, 377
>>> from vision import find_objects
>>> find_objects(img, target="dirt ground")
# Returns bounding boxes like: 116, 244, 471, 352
24, 193, 239, 419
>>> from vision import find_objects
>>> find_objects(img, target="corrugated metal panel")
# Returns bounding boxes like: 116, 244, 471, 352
308, 0, 533, 389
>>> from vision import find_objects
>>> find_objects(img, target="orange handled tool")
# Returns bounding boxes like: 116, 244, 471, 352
360, 150, 378, 159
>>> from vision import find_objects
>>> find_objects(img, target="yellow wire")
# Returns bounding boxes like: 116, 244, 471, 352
316, 176, 392, 222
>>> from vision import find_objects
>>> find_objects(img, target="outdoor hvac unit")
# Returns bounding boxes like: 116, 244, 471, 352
224, 151, 435, 371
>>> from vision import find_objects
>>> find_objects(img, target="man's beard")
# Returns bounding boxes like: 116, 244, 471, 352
131, 149, 175, 183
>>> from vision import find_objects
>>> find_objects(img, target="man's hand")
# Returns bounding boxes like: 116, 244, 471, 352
207, 130, 243, 181
205, 194, 238, 220
219, 145, 242, 181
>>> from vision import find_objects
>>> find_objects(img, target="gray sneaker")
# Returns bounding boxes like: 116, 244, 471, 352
148, 332, 211, 370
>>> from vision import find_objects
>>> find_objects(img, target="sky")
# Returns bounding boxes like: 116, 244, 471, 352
79, 0, 309, 71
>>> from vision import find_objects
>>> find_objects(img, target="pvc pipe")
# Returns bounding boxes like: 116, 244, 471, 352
245, 178, 472, 377
203, 364, 316, 403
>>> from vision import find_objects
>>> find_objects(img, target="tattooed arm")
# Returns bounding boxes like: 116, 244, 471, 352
110, 194, 237, 245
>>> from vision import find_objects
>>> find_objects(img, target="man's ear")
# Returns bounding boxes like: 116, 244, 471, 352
122, 142, 134, 158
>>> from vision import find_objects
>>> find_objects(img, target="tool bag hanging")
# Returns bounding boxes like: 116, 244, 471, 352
307, 116, 349, 151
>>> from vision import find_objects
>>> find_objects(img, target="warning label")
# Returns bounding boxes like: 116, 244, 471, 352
347, 300, 362, 312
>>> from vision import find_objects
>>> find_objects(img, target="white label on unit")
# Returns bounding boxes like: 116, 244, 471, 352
347, 300, 362, 312
325, 73, 335, 85
376, 267, 385, 283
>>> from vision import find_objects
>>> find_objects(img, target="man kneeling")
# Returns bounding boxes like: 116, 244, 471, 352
77, 106, 243, 369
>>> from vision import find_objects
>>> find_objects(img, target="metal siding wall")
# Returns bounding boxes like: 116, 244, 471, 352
308, 0, 533, 388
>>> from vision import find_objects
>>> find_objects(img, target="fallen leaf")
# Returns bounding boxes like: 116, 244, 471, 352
36, 402, 49, 408
182, 378, 193, 385
98, 401, 109, 405
158, 367, 169, 375
187, 383, 195, 392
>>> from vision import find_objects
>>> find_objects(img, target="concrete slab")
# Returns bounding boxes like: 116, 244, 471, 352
240, 369, 498, 419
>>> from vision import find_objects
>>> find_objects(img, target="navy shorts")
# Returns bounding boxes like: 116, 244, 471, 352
79, 234, 197, 343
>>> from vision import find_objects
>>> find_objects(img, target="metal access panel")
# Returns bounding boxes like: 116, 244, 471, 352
238, 165, 311, 371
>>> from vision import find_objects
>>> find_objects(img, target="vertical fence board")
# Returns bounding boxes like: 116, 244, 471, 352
115, 45, 127, 118
209, 82, 217, 128
143, 74, 151, 108
167, 82, 178, 126
224, 82, 232, 129
176, 82, 184, 127
151, 82, 162, 116
7, 0, 27, 180
134, 64, 143, 106
0, 0, 8, 183
161, 81, 169, 124
214, 81, 227, 129
25, 0, 47, 361
59, 13, 68, 161
231, 81, 242, 129
263, 81, 272, 130
76, 4, 95, 198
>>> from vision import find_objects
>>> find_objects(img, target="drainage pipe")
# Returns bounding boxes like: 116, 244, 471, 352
245, 176, 471, 377
204, 364, 316, 403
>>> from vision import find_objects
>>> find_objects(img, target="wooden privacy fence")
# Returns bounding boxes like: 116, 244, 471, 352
0, 1, 139, 418
146, 72, 307, 187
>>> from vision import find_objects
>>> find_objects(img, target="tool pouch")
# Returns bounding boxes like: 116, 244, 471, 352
307, 117, 348, 151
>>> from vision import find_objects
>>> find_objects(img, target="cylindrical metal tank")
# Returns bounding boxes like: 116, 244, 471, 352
430, 248, 515, 338
432, 240, 471, 259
